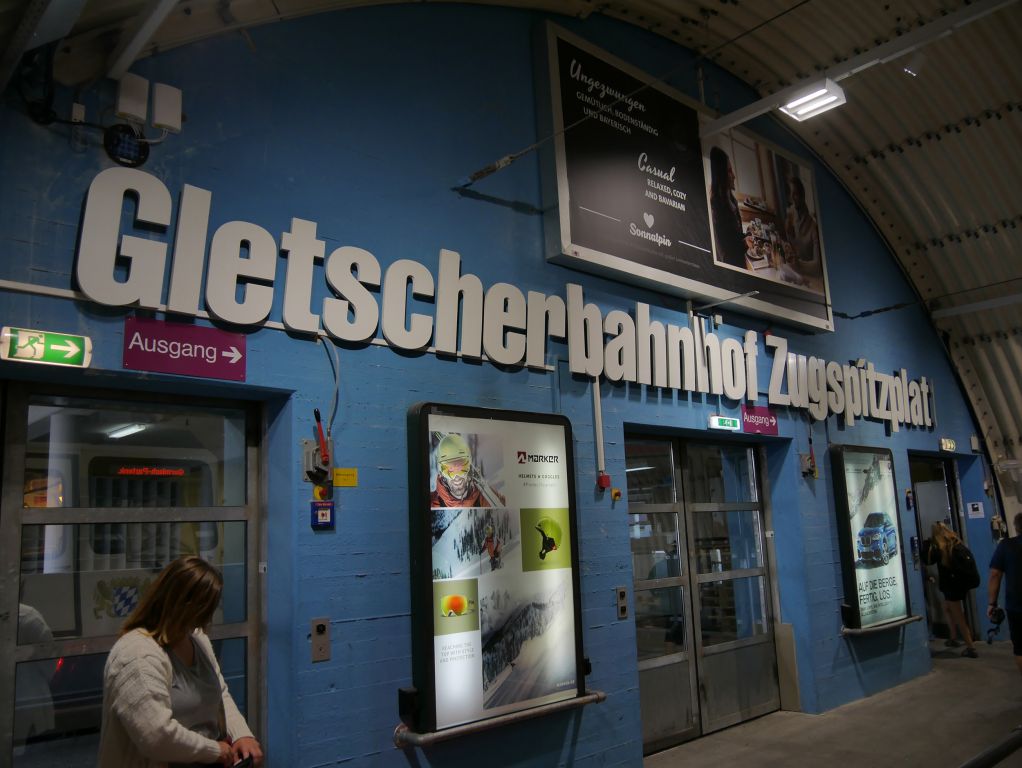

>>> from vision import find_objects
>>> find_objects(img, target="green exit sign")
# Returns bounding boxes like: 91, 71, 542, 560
708, 415, 741, 431
1, 326, 92, 368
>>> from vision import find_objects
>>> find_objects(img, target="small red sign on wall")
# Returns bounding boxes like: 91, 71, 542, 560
123, 317, 246, 381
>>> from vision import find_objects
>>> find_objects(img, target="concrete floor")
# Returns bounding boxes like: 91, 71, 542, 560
645, 639, 1022, 768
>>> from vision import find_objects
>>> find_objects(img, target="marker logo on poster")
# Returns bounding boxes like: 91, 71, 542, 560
518, 451, 560, 464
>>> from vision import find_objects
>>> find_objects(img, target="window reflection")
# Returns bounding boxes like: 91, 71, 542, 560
683, 444, 757, 504
634, 587, 687, 661
625, 440, 676, 504
19, 522, 247, 641
699, 576, 768, 647
24, 397, 246, 508
629, 513, 683, 580
14, 610, 58, 752
692, 510, 763, 573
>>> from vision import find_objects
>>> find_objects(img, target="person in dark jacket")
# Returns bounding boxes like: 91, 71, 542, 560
988, 512, 1022, 677
926, 522, 978, 658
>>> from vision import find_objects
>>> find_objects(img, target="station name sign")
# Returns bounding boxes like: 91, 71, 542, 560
74, 168, 934, 431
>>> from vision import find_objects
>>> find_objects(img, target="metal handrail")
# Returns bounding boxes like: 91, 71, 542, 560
957, 725, 1022, 768
840, 614, 923, 636
394, 690, 606, 747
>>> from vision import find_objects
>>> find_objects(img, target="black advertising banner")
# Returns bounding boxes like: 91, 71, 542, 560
831, 446, 912, 630
407, 403, 585, 732
544, 25, 834, 332
552, 34, 711, 275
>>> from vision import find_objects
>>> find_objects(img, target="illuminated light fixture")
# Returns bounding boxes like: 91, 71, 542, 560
902, 52, 926, 78
107, 423, 147, 439
778, 79, 846, 122
686, 0, 1008, 139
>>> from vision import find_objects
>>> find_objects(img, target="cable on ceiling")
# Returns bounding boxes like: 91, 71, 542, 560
834, 276, 1022, 320
455, 0, 815, 189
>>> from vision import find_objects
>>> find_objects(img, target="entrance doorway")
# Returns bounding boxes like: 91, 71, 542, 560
0, 383, 263, 767
626, 436, 779, 754
909, 455, 964, 640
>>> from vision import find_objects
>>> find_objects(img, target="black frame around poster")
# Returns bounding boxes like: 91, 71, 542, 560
831, 445, 913, 630
541, 23, 834, 332
405, 402, 586, 733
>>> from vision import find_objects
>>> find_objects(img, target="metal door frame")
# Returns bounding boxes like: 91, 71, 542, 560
909, 452, 975, 638
0, 381, 263, 761
680, 441, 779, 734
630, 433, 780, 751
633, 487, 701, 751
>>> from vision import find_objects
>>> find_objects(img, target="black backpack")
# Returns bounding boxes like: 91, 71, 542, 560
950, 543, 981, 590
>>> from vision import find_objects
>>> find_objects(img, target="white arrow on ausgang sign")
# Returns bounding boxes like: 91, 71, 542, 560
222, 346, 243, 364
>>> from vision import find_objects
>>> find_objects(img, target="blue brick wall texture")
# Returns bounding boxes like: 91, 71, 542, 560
0, 4, 1000, 766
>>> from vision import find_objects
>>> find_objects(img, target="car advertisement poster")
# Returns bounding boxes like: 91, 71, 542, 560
832, 446, 911, 629
541, 24, 834, 332
408, 404, 584, 732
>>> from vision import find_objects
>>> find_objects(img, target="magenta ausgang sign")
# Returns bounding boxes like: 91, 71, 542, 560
741, 404, 778, 435
123, 317, 246, 381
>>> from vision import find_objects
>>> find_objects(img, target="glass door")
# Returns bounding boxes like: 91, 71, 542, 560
0, 384, 262, 767
909, 454, 964, 640
627, 439, 699, 753
682, 443, 778, 734
628, 436, 779, 752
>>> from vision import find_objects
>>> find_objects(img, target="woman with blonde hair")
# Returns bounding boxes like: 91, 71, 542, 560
98, 556, 263, 766
927, 522, 979, 658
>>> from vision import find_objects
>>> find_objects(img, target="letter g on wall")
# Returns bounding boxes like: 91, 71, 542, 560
77, 167, 171, 308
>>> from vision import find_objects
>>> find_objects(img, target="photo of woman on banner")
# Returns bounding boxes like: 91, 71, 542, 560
708, 146, 750, 268
704, 130, 828, 300
430, 432, 506, 508
783, 175, 822, 280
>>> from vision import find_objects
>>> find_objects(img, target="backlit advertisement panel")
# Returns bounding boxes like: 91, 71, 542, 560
407, 403, 585, 732
832, 446, 912, 630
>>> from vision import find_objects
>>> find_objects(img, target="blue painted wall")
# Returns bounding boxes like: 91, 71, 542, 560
0, 4, 996, 765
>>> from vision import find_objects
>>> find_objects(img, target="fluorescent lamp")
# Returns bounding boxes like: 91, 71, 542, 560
625, 465, 655, 473
902, 52, 926, 77
779, 79, 846, 122
107, 423, 147, 439
785, 88, 829, 111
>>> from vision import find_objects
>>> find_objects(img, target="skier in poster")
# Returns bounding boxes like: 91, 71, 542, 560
481, 523, 503, 571
535, 517, 562, 560
430, 433, 505, 508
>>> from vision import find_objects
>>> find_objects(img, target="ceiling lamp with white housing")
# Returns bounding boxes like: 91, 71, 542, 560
778, 79, 847, 122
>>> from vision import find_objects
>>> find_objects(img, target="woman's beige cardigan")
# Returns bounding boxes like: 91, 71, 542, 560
97, 628, 254, 767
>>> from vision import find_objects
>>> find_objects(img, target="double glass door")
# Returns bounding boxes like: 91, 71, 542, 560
627, 437, 779, 754
0, 383, 262, 767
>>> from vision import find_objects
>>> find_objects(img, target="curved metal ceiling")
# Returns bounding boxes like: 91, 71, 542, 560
3, 0, 1021, 508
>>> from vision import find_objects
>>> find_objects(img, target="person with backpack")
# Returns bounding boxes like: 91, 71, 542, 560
987, 512, 1022, 677
925, 521, 980, 658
